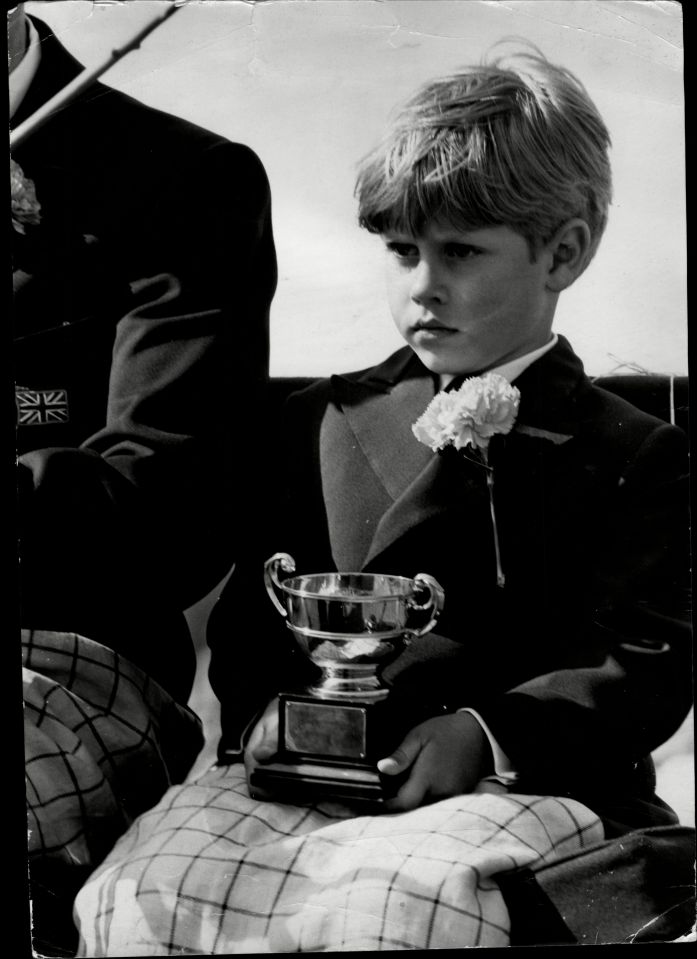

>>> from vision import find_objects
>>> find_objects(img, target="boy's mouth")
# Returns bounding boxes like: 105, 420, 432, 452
413, 319, 457, 335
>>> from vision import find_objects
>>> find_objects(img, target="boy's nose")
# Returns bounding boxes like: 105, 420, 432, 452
410, 260, 446, 305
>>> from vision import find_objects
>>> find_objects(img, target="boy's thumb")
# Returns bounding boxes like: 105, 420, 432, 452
376, 737, 418, 776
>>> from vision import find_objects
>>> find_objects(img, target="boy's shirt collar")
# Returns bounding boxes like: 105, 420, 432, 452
9, 16, 41, 120
439, 334, 559, 391
493, 333, 558, 383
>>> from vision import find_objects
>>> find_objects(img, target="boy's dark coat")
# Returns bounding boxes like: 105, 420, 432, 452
13, 18, 277, 701
209, 337, 691, 831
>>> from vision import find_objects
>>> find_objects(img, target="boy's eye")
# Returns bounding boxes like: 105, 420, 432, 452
386, 241, 418, 259
444, 243, 479, 259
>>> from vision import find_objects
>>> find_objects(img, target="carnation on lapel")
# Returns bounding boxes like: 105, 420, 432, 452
412, 373, 521, 588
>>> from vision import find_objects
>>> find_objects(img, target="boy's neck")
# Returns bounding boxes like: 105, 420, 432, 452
437, 334, 557, 390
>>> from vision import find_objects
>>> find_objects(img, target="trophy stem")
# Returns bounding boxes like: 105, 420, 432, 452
308, 664, 389, 701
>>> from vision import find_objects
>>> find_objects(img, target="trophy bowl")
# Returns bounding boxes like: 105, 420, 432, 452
264, 553, 445, 700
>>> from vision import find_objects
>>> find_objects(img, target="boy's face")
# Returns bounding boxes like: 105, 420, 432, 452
381, 220, 557, 376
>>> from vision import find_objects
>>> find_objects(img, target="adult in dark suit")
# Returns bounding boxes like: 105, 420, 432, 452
10, 3, 276, 952
11, 3, 277, 701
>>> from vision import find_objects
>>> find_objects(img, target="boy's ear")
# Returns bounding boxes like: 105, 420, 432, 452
545, 219, 592, 292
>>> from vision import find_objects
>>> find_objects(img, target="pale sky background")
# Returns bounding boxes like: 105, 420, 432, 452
26, 0, 687, 377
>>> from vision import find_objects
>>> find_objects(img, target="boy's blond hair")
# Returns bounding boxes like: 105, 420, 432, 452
356, 52, 612, 264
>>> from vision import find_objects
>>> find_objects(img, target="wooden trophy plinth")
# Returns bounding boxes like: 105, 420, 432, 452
249, 692, 410, 805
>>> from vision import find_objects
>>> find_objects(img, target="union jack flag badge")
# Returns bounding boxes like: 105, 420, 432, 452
16, 388, 70, 426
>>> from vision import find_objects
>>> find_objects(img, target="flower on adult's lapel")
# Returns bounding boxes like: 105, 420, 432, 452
412, 373, 521, 588
10, 158, 42, 234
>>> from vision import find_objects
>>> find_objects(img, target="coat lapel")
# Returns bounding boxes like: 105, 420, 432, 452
365, 447, 490, 567
320, 349, 433, 569
332, 349, 435, 500
321, 348, 484, 569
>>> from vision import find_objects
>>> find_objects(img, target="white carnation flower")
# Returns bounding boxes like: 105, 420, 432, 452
412, 373, 520, 453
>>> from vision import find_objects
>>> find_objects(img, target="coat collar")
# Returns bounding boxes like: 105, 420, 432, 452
512, 334, 588, 437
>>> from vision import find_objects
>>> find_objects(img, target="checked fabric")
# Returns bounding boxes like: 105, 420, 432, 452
74, 764, 603, 954
24, 627, 204, 951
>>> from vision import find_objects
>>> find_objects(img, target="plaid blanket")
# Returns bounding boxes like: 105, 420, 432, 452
24, 629, 204, 954
74, 764, 603, 954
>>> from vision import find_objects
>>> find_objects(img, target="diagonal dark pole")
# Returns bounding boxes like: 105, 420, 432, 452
10, 0, 188, 150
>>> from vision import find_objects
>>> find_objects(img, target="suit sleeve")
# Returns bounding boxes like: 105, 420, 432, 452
206, 386, 329, 760
18, 140, 275, 617
475, 422, 692, 799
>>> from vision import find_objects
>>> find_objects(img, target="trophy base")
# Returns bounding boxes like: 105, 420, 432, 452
247, 691, 418, 806
248, 690, 447, 806
249, 756, 388, 805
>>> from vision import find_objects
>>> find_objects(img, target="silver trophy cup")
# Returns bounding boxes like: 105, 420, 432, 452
250, 552, 445, 803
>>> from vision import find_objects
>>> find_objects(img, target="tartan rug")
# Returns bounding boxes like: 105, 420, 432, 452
74, 764, 603, 954
24, 629, 204, 876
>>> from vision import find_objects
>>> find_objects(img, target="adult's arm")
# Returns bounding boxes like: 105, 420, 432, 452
17, 140, 276, 616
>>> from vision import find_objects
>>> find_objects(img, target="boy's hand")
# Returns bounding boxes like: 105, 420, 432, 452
377, 712, 493, 812
244, 697, 280, 799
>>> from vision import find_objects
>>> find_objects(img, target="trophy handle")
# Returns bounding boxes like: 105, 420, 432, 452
264, 552, 296, 617
406, 573, 445, 637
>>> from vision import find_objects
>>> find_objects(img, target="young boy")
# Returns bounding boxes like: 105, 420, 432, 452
210, 51, 690, 832
72, 52, 693, 954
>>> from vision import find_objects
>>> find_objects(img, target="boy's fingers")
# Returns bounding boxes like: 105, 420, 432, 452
253, 741, 277, 763
383, 767, 428, 812
377, 731, 422, 775
247, 700, 280, 763
250, 723, 278, 763
247, 723, 267, 756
